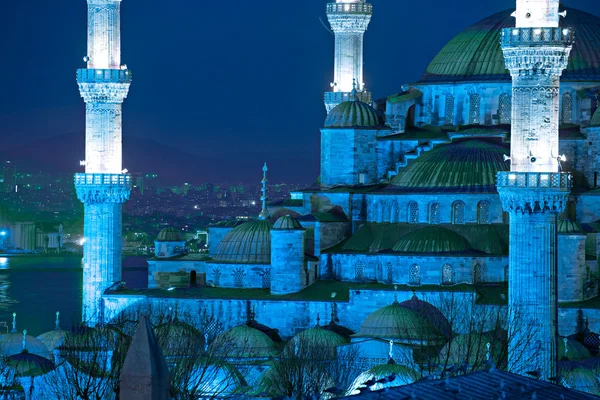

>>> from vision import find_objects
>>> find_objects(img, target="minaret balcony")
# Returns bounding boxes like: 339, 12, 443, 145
501, 27, 574, 47
324, 91, 372, 113
75, 173, 131, 204
77, 69, 132, 84
327, 3, 372, 15
497, 171, 571, 190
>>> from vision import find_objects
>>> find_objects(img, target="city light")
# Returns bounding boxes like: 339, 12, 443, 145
0, 232, 6, 237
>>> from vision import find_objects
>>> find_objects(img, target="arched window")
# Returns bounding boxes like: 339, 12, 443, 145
452, 201, 465, 224
408, 202, 419, 224
213, 268, 221, 286
409, 264, 421, 286
473, 264, 483, 284
442, 264, 453, 285
565, 200, 577, 220
355, 261, 365, 282
477, 201, 490, 224
190, 270, 197, 286
262, 268, 271, 289
499, 93, 512, 124
335, 260, 342, 280
469, 93, 481, 124
502, 211, 510, 224
392, 202, 400, 223
562, 92, 573, 123
444, 95, 455, 125
504, 265, 509, 282
386, 262, 393, 284
233, 268, 245, 288
429, 203, 441, 224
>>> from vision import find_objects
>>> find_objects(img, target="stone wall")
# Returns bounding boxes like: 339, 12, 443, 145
205, 262, 270, 289
558, 234, 588, 302
147, 260, 205, 289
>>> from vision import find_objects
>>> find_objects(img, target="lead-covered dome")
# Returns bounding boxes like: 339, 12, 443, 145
212, 325, 279, 358
272, 215, 304, 230
420, 6, 600, 83
559, 219, 585, 234
392, 227, 471, 254
389, 139, 509, 192
156, 227, 184, 242
213, 220, 273, 263
325, 98, 382, 128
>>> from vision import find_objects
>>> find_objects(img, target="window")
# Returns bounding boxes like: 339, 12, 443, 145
499, 93, 511, 124
477, 201, 490, 224
452, 201, 465, 224
473, 264, 483, 284
409, 264, 421, 286
335, 260, 342, 280
386, 262, 393, 284
469, 93, 481, 124
381, 202, 389, 222
408, 202, 419, 224
358, 172, 366, 185
392, 203, 400, 223
355, 261, 365, 281
262, 268, 271, 289
504, 265, 509, 282
562, 93, 573, 123
190, 270, 197, 286
442, 264, 453, 285
429, 203, 441, 224
502, 211, 510, 224
444, 95, 455, 125
233, 268, 245, 288
213, 268, 221, 286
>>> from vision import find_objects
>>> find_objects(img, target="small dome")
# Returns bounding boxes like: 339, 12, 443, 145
389, 139, 509, 192
559, 362, 600, 395
272, 215, 304, 230
155, 321, 203, 357
559, 337, 592, 361
324, 98, 382, 129
0, 332, 51, 359
400, 295, 451, 338
212, 325, 279, 358
156, 227, 184, 242
214, 220, 273, 264
349, 360, 417, 395
392, 227, 471, 254
324, 320, 355, 339
37, 329, 67, 352
558, 219, 585, 235
356, 302, 442, 343
438, 333, 494, 367
293, 326, 349, 349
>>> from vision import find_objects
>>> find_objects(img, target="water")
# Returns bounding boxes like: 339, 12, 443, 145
0, 255, 148, 336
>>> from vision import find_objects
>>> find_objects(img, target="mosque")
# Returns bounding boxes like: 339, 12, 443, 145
11, 0, 600, 398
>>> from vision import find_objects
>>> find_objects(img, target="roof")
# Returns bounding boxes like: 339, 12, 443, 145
272, 215, 304, 231
388, 138, 509, 193
213, 220, 273, 264
419, 6, 600, 83
324, 97, 383, 129
156, 227, 184, 242
559, 219, 585, 235
292, 326, 349, 349
331, 223, 508, 256
387, 88, 423, 104
340, 369, 600, 399
212, 325, 279, 358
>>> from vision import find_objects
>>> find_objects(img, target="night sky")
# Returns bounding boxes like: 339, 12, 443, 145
0, 0, 597, 183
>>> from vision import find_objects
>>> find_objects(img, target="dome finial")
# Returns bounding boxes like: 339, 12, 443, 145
486, 342, 491, 360
351, 78, 359, 101
393, 285, 398, 303
563, 337, 569, 358
11, 313, 16, 333
204, 332, 209, 352
316, 313, 321, 328
258, 163, 270, 220
22, 330, 27, 352
55, 311, 60, 331
389, 339, 394, 360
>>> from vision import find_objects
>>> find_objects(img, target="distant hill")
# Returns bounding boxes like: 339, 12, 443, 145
0, 132, 217, 184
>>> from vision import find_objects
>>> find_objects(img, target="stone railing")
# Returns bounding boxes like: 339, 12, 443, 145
75, 173, 131, 187
327, 2, 372, 14
496, 172, 571, 190
77, 68, 132, 84
324, 91, 372, 111
501, 27, 574, 47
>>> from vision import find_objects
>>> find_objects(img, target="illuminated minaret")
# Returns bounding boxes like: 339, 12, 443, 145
497, 0, 573, 379
75, 0, 132, 326
324, 0, 372, 113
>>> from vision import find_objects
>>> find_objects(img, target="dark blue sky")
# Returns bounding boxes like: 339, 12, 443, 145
0, 0, 597, 183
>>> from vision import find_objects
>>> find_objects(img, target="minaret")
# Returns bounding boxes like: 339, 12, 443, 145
497, 0, 573, 379
324, 0, 372, 113
75, 0, 132, 326
258, 163, 270, 220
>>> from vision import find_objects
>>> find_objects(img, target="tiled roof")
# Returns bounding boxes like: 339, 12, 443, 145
420, 7, 600, 84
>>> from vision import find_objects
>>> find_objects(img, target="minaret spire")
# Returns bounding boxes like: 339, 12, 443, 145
498, 0, 573, 380
324, 0, 372, 112
75, 0, 132, 326
258, 163, 270, 220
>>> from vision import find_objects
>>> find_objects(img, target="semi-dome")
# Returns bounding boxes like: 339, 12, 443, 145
212, 325, 279, 358
349, 360, 417, 395
389, 139, 509, 192
400, 295, 451, 338
324, 97, 382, 128
559, 219, 585, 234
392, 227, 471, 254
355, 301, 443, 343
420, 6, 600, 83
272, 215, 304, 230
213, 220, 273, 264
156, 227, 184, 242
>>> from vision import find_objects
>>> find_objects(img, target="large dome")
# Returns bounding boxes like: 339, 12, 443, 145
420, 6, 600, 83
389, 138, 509, 192
213, 220, 273, 264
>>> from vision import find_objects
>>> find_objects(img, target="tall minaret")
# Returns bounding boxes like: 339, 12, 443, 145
324, 0, 372, 113
497, 0, 573, 379
75, 0, 132, 326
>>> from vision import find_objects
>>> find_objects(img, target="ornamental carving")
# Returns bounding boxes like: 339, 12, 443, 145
76, 185, 131, 204
498, 189, 569, 214
327, 15, 371, 33
78, 82, 130, 103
